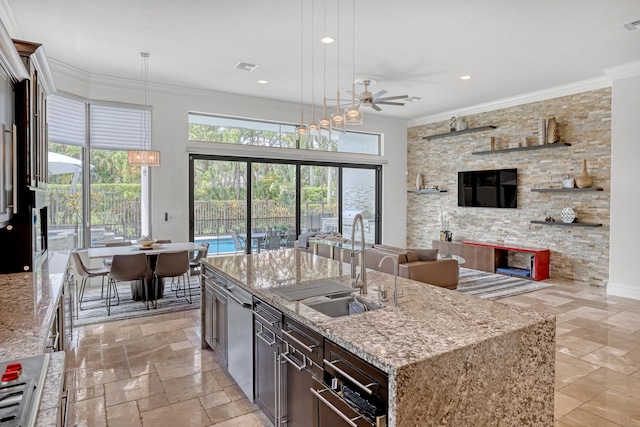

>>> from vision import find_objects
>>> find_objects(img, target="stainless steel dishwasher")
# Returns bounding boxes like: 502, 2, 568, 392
218, 280, 255, 402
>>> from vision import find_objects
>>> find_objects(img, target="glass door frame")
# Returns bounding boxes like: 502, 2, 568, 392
188, 154, 382, 254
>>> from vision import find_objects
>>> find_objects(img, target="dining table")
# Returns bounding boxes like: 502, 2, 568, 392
88, 242, 206, 301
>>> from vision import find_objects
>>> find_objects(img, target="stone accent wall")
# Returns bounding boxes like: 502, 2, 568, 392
407, 88, 611, 286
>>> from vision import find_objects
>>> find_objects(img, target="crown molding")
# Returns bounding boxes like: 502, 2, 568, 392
408, 76, 612, 127
0, 0, 20, 38
603, 61, 640, 80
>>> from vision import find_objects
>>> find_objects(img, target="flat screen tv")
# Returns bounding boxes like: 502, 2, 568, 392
458, 168, 517, 208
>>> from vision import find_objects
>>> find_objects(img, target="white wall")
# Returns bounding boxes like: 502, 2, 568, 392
607, 64, 640, 299
50, 63, 408, 247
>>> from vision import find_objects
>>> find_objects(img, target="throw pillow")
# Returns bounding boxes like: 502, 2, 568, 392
409, 248, 439, 261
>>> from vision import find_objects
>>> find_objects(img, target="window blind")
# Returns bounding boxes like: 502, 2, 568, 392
47, 93, 87, 147
89, 102, 151, 151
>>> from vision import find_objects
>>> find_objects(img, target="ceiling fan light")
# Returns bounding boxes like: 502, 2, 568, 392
308, 122, 319, 133
344, 106, 363, 124
319, 117, 331, 129
331, 113, 346, 133
296, 125, 308, 135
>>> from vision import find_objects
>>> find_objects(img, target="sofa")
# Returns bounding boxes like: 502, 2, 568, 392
296, 235, 459, 290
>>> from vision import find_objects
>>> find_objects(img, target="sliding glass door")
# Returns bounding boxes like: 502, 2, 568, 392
189, 155, 380, 254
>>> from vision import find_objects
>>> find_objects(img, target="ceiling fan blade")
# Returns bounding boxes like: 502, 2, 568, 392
371, 103, 382, 111
371, 90, 387, 99
375, 101, 405, 106
375, 95, 408, 101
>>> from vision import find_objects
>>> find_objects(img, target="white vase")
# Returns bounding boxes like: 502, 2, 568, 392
416, 173, 423, 190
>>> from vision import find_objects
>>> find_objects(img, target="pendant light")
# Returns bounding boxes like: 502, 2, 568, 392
296, 1, 308, 136
344, 0, 363, 125
308, 3, 319, 134
318, 0, 331, 130
330, 0, 346, 133
128, 52, 160, 167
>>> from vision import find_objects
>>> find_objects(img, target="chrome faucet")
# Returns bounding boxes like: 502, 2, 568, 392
350, 213, 367, 294
378, 255, 400, 306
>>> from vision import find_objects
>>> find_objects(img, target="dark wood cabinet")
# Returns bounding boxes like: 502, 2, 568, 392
432, 240, 496, 272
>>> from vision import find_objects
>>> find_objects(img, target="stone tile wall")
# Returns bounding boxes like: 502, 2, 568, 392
406, 88, 611, 286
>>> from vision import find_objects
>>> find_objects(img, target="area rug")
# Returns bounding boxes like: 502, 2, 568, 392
456, 268, 552, 300
75, 279, 201, 327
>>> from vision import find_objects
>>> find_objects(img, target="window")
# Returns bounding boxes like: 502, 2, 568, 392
188, 113, 380, 155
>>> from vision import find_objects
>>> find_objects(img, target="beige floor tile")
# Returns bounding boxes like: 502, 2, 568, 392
74, 383, 105, 403
604, 311, 640, 332
67, 395, 107, 427
162, 371, 222, 404
210, 410, 272, 427
579, 367, 640, 400
580, 346, 640, 375
580, 389, 640, 426
199, 390, 232, 410
104, 372, 165, 407
557, 375, 607, 403
205, 398, 259, 424
555, 352, 600, 384
556, 334, 604, 354
560, 407, 623, 426
141, 397, 211, 427
137, 392, 170, 412
555, 391, 583, 419
74, 365, 131, 390
106, 401, 143, 427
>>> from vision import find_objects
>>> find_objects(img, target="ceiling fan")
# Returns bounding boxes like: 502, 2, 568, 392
352, 78, 408, 111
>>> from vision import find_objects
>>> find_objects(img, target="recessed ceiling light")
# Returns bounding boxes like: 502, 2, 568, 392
257, 80, 268, 84
321, 37, 335, 44
235, 62, 257, 71
460, 75, 472, 80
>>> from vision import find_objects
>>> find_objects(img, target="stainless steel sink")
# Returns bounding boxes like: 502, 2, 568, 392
271, 279, 354, 301
304, 296, 381, 318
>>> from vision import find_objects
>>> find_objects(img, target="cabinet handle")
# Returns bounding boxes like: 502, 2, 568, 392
11, 124, 17, 214
281, 351, 306, 371
310, 386, 359, 427
253, 309, 278, 326
323, 359, 374, 395
281, 329, 317, 354
255, 322, 276, 346
46, 331, 59, 351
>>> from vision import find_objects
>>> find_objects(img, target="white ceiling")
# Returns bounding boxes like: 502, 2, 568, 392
4, 0, 640, 121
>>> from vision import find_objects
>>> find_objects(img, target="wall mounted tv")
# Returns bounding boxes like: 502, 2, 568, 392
458, 168, 517, 208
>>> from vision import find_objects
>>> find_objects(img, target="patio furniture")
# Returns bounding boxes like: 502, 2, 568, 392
261, 230, 281, 251
281, 229, 296, 248
231, 231, 246, 254
189, 241, 209, 274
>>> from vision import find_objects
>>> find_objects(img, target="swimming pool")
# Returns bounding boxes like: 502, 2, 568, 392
195, 237, 236, 254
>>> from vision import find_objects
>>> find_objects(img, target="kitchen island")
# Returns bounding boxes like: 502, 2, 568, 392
201, 249, 555, 426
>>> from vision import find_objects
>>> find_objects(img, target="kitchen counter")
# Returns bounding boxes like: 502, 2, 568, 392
202, 249, 555, 426
0, 260, 68, 426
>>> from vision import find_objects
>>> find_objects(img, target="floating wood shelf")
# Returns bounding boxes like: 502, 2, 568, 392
473, 142, 571, 155
531, 187, 603, 193
407, 189, 448, 194
530, 220, 603, 228
422, 126, 496, 140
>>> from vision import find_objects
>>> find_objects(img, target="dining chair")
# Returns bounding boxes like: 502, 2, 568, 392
71, 249, 111, 311
103, 240, 132, 267
154, 251, 192, 304
189, 242, 209, 275
281, 229, 296, 249
107, 253, 149, 315
261, 230, 281, 251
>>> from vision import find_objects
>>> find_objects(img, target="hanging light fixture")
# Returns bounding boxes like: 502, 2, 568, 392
319, 0, 331, 131
330, 0, 346, 133
296, 1, 308, 136
344, 0, 363, 125
308, 3, 319, 134
128, 52, 160, 167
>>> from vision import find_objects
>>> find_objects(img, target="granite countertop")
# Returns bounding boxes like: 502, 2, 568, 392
201, 249, 554, 374
0, 264, 64, 361
0, 260, 68, 425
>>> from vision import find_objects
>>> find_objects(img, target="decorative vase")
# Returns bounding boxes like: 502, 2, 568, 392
562, 176, 575, 189
490, 137, 495, 150
575, 159, 593, 188
546, 117, 558, 143
416, 172, 423, 191
537, 118, 547, 145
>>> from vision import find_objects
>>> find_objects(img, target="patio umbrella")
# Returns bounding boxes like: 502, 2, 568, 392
48, 151, 84, 175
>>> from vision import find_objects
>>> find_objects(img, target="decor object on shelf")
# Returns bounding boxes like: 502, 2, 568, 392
128, 52, 160, 167
416, 172, 423, 191
450, 117, 457, 132
537, 118, 547, 145
560, 208, 577, 223
456, 119, 468, 131
490, 137, 496, 150
575, 159, 593, 188
562, 175, 575, 189
544, 215, 555, 222
546, 117, 558, 143
439, 209, 451, 241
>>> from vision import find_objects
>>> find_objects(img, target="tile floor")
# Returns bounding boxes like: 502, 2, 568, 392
65, 278, 640, 426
